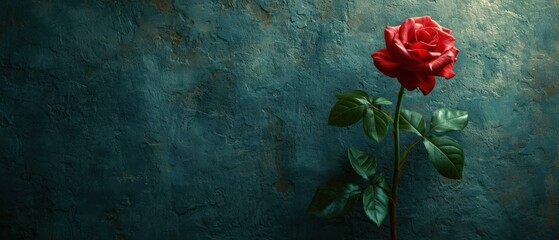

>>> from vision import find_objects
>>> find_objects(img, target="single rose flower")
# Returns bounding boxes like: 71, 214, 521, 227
372, 16, 459, 95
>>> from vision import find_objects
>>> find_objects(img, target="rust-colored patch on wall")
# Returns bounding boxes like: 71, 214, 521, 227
185, 48, 210, 67
164, 30, 183, 47
174, 85, 201, 107
318, 0, 333, 19
273, 178, 294, 200
524, 42, 559, 101
494, 172, 531, 205
346, 13, 363, 33
273, 178, 293, 193
244, 0, 275, 27
531, 105, 551, 135
544, 174, 559, 230
147, 0, 173, 13
544, 79, 559, 96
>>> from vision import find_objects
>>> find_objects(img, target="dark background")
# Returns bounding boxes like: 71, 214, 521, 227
1, 0, 558, 239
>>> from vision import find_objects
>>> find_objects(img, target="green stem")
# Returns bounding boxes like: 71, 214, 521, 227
390, 86, 405, 240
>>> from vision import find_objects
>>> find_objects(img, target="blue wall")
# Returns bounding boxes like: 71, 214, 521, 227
1, 0, 558, 239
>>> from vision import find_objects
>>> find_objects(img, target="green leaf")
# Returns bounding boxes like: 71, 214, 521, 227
307, 179, 362, 218
363, 174, 390, 226
430, 108, 469, 132
399, 109, 425, 136
423, 135, 465, 179
348, 147, 377, 180
363, 108, 388, 142
336, 90, 370, 102
328, 96, 368, 127
372, 97, 392, 106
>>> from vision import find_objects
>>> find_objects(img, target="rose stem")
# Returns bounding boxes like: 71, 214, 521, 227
390, 85, 405, 240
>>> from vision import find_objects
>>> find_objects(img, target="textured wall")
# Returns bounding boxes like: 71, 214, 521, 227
1, 0, 558, 239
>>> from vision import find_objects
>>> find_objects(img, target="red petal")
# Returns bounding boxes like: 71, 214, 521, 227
398, 18, 415, 44
384, 26, 417, 63
434, 62, 456, 79
396, 70, 420, 91
401, 49, 456, 75
417, 75, 436, 95
407, 41, 436, 51
372, 48, 400, 77
434, 47, 459, 79
384, 26, 399, 47
387, 39, 421, 64
415, 27, 439, 45
385, 26, 421, 64
435, 29, 456, 53
408, 49, 441, 61
450, 47, 459, 56
412, 16, 441, 29
385, 20, 423, 64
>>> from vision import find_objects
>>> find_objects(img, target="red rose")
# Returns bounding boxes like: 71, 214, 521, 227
372, 16, 459, 95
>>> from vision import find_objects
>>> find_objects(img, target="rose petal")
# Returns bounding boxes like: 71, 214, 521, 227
396, 70, 437, 95
415, 27, 438, 45
408, 49, 441, 61
384, 26, 416, 63
416, 74, 437, 95
387, 38, 421, 64
450, 47, 459, 56
441, 27, 452, 34
384, 26, 399, 48
407, 41, 436, 51
434, 61, 456, 79
412, 16, 441, 29
435, 29, 456, 53
395, 70, 420, 91
398, 18, 415, 44
401, 49, 456, 74
372, 48, 400, 77
433, 47, 459, 79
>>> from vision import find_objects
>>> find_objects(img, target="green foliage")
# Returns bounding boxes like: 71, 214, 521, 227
372, 97, 392, 106
423, 135, 465, 179
430, 108, 469, 132
363, 174, 390, 226
363, 108, 389, 142
398, 109, 425, 136
313, 89, 470, 229
329, 91, 391, 140
307, 179, 362, 218
348, 147, 377, 180
336, 90, 370, 101
328, 92, 369, 127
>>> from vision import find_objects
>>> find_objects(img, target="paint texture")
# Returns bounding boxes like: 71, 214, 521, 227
1, 0, 558, 239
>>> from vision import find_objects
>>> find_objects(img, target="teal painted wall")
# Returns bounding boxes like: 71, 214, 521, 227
1, 0, 558, 239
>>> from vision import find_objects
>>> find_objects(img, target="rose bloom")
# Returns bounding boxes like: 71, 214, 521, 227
372, 16, 459, 95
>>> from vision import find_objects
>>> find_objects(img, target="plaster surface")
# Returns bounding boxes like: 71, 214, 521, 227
1, 0, 558, 239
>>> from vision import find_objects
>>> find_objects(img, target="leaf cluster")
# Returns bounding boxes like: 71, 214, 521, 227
308, 90, 469, 226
